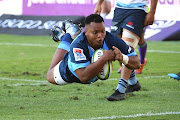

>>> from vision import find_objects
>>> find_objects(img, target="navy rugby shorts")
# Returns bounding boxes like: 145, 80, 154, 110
111, 8, 147, 38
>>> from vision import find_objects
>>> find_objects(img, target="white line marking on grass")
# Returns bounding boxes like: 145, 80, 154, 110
0, 42, 57, 47
1, 75, 167, 83
1, 75, 167, 86
6, 83, 45, 86
0, 42, 180, 54
146, 50, 180, 54
0, 77, 48, 83
108, 75, 167, 81
70, 112, 180, 120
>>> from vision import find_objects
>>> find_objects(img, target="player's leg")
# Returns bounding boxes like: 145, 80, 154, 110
107, 29, 140, 101
107, 9, 145, 101
120, 29, 140, 86
100, 0, 111, 18
47, 20, 82, 85
47, 33, 73, 85
121, 30, 142, 94
135, 32, 147, 74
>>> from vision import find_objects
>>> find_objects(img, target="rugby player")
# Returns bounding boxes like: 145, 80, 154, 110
94, 0, 158, 101
47, 14, 140, 100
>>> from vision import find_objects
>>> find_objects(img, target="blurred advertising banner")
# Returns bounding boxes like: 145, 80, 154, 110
0, 0, 180, 20
23, 0, 98, 16
153, 0, 180, 21
0, 0, 180, 41
0, 14, 85, 35
0, 14, 179, 40
0, 0, 22, 16
144, 20, 180, 41
105, 19, 180, 41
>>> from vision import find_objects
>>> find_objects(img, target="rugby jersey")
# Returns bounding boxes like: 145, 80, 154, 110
115, 0, 148, 12
59, 31, 137, 84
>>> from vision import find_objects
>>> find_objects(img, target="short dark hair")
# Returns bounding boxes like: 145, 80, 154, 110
84, 14, 104, 25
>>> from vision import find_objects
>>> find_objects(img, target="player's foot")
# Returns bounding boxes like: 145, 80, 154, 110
168, 72, 180, 80
125, 81, 141, 94
51, 24, 65, 42
64, 20, 82, 40
135, 58, 147, 74
107, 90, 125, 101
117, 67, 121, 73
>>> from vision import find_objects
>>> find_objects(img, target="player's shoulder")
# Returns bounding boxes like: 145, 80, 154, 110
70, 33, 88, 50
105, 31, 119, 40
105, 31, 122, 44
105, 31, 114, 37
71, 33, 85, 45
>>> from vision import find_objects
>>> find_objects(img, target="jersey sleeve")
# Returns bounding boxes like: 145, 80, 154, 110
68, 41, 90, 73
105, 32, 137, 56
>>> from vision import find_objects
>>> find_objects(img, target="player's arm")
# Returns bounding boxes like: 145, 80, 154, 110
113, 46, 140, 70
75, 50, 114, 83
94, 0, 105, 14
144, 0, 158, 26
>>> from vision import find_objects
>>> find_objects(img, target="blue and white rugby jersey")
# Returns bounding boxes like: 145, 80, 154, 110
59, 31, 137, 84
115, 0, 148, 11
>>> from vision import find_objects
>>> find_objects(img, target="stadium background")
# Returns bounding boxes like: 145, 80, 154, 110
0, 1, 180, 119
0, 0, 180, 41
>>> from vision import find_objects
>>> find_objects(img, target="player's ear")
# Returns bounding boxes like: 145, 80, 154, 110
84, 27, 88, 35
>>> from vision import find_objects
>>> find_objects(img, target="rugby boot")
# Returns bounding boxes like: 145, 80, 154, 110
125, 81, 141, 94
107, 90, 125, 101
64, 20, 82, 40
168, 72, 180, 80
51, 23, 65, 42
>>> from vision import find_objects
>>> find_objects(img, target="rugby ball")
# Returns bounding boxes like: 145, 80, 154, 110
91, 49, 112, 80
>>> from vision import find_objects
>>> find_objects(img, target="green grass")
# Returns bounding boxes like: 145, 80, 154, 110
0, 34, 180, 120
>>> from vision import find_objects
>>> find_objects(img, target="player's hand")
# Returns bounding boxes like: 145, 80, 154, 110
112, 46, 123, 62
103, 50, 115, 61
94, 4, 102, 14
144, 12, 155, 26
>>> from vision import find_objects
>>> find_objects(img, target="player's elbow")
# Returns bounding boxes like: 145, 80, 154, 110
75, 68, 93, 83
126, 56, 140, 69
79, 76, 91, 83
132, 57, 141, 69
136, 60, 141, 69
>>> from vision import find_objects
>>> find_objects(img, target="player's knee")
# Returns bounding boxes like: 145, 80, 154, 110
122, 31, 139, 49
47, 71, 51, 82
47, 70, 56, 84
106, 8, 111, 14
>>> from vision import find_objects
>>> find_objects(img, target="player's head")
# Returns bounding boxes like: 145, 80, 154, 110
84, 14, 106, 50
85, 14, 104, 25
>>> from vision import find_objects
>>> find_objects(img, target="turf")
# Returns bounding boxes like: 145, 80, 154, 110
0, 34, 180, 120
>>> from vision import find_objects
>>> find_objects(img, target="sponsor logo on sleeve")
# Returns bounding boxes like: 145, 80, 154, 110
73, 48, 87, 61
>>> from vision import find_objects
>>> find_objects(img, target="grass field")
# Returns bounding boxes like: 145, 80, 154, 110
0, 34, 180, 120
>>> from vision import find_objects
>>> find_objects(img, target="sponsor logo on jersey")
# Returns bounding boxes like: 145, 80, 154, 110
128, 47, 132, 53
126, 21, 134, 29
111, 26, 118, 31
73, 48, 86, 61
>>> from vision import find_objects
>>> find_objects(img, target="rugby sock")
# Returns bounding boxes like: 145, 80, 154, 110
128, 70, 138, 85
138, 42, 147, 64
57, 33, 73, 52
61, 33, 73, 44
116, 78, 128, 93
